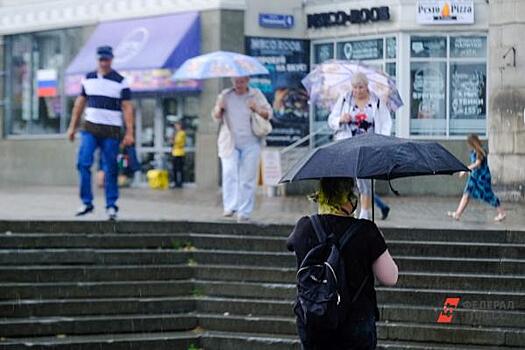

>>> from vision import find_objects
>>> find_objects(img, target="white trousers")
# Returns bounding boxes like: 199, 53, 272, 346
220, 142, 261, 217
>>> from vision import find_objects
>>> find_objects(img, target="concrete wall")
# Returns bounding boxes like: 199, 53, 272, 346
0, 9, 244, 189
195, 9, 245, 189
487, 0, 525, 201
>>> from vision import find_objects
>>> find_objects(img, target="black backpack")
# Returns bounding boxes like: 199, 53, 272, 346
293, 214, 370, 330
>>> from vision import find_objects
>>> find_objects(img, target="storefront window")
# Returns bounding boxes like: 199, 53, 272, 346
410, 61, 447, 136
4, 28, 82, 136
410, 35, 487, 137
313, 43, 334, 64
410, 36, 447, 58
386, 37, 397, 59
311, 36, 398, 141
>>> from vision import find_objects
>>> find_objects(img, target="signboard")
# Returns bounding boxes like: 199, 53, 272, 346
416, 0, 474, 25
259, 13, 294, 29
337, 39, 384, 61
307, 7, 390, 28
261, 149, 283, 186
246, 36, 310, 147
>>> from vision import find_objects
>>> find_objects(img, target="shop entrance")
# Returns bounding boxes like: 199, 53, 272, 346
135, 96, 197, 186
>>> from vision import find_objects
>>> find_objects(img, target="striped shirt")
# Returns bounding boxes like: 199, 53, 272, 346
81, 70, 131, 127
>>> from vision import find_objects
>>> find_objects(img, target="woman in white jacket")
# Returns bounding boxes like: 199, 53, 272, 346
327, 72, 393, 220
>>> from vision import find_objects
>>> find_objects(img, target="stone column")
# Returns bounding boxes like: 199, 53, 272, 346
488, 0, 525, 201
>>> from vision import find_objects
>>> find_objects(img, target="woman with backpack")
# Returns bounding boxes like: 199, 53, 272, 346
286, 177, 398, 350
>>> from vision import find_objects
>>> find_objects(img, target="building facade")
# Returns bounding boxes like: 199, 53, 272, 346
0, 0, 523, 199
0, 0, 245, 189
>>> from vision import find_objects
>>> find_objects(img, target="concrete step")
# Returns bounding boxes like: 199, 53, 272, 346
2, 221, 524, 244
1, 264, 523, 292
190, 280, 525, 310
0, 265, 194, 283
0, 280, 193, 300
3, 296, 523, 330
0, 313, 197, 338
2, 312, 523, 347
0, 331, 202, 350
197, 314, 525, 347
3, 233, 525, 259
195, 266, 525, 292
2, 331, 519, 350
2, 249, 524, 275
0, 296, 195, 318
0, 249, 191, 265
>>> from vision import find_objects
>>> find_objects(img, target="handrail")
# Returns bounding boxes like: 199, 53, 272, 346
280, 125, 331, 155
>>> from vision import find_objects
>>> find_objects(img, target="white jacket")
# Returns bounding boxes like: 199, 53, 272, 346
327, 91, 392, 141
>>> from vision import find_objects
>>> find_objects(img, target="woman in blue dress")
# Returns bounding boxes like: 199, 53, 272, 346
448, 134, 506, 222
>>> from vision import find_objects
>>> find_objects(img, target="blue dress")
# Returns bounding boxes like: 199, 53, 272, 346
464, 149, 500, 207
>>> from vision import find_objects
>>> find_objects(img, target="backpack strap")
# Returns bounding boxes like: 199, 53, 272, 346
309, 214, 328, 244
351, 274, 370, 303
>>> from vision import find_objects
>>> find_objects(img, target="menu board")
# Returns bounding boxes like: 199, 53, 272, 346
411, 36, 447, 58
450, 37, 486, 58
337, 39, 383, 61
450, 63, 486, 119
410, 62, 447, 120
246, 37, 310, 147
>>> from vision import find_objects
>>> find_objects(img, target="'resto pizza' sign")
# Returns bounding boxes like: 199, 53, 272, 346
416, 0, 474, 25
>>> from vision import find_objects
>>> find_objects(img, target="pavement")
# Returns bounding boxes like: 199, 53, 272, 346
0, 185, 523, 231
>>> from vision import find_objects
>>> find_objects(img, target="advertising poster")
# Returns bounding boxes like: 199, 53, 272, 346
246, 36, 310, 147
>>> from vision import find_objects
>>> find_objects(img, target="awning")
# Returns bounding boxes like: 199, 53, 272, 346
65, 11, 200, 94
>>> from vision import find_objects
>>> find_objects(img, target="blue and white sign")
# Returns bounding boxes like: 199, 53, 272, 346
259, 13, 294, 29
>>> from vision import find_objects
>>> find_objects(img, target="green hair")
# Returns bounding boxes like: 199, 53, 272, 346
308, 177, 358, 215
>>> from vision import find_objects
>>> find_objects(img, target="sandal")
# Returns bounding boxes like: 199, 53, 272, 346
447, 211, 460, 221
494, 213, 506, 222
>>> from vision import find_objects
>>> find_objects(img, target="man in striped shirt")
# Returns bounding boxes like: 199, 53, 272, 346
67, 46, 134, 220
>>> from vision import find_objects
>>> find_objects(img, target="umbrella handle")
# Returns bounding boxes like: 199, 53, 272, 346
388, 178, 400, 196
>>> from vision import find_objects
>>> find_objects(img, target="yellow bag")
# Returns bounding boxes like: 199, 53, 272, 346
146, 169, 169, 190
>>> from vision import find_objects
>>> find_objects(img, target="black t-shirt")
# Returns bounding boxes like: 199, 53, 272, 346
286, 214, 388, 321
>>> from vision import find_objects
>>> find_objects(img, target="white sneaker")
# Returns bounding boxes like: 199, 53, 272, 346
236, 215, 251, 223
106, 206, 118, 221
223, 210, 235, 217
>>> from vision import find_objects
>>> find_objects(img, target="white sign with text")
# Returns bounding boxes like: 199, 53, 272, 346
416, 0, 474, 25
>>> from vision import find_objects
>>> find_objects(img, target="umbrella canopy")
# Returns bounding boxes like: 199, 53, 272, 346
173, 50, 269, 80
301, 60, 403, 112
280, 133, 469, 183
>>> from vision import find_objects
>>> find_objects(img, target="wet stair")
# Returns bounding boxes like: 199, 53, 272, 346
0, 221, 524, 349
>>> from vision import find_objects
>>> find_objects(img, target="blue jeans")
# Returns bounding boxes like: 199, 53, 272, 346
374, 195, 389, 212
297, 314, 377, 350
77, 131, 120, 208
220, 142, 261, 217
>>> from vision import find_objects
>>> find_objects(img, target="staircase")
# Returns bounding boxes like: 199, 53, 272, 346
0, 221, 524, 349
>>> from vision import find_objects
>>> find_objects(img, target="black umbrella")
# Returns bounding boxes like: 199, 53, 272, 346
279, 133, 469, 220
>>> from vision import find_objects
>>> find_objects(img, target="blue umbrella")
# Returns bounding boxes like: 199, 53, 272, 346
173, 51, 269, 80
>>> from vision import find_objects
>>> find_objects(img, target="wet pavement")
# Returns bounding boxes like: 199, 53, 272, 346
0, 185, 523, 231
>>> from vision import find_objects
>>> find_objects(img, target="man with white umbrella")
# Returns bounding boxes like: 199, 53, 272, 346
212, 76, 273, 223
328, 72, 393, 220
